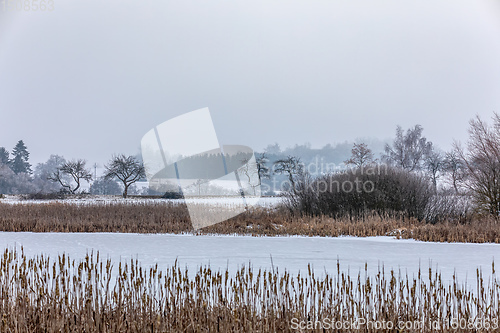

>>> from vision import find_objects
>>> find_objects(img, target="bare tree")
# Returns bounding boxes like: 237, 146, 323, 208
274, 156, 303, 192
344, 143, 374, 168
104, 155, 145, 198
238, 153, 271, 196
33, 155, 67, 193
185, 178, 205, 196
456, 113, 500, 215
48, 159, 92, 194
442, 147, 466, 194
383, 125, 432, 172
256, 153, 270, 181
424, 146, 444, 191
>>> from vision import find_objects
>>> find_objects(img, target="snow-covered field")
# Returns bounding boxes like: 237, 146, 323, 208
0, 195, 283, 207
0, 232, 498, 288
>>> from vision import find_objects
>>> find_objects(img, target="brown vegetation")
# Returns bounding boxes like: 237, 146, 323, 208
0, 248, 498, 332
0, 202, 191, 233
0, 202, 500, 243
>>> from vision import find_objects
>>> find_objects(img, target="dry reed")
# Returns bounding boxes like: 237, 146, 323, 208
0, 247, 499, 332
1, 202, 500, 243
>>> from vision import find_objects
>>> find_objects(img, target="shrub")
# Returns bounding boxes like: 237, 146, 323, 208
283, 165, 470, 222
162, 191, 184, 199
21, 192, 66, 200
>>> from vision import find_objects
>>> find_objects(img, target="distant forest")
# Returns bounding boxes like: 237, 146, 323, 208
259, 138, 386, 166
0, 138, 386, 196
4, 111, 500, 225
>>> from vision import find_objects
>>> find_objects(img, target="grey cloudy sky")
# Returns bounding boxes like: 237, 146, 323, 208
0, 0, 500, 165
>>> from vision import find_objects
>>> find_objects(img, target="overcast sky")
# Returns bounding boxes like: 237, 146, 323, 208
1, 0, 500, 165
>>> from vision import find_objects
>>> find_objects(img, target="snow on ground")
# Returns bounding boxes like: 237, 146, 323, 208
0, 232, 498, 288
0, 195, 284, 207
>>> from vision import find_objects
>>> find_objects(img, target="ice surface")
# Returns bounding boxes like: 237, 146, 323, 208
0, 232, 498, 288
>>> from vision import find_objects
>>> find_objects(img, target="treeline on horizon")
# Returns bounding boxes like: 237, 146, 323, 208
2, 112, 500, 225
0, 137, 384, 198
0, 144, 146, 198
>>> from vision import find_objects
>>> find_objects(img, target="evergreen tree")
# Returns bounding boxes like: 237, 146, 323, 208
0, 147, 9, 166
11, 140, 32, 174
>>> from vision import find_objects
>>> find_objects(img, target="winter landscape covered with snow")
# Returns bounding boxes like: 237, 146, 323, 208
2, 0, 500, 331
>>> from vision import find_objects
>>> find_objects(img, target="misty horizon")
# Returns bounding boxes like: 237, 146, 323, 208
1, 0, 500, 166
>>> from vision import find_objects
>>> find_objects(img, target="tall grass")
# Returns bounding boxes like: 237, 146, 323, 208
0, 202, 191, 233
0, 248, 498, 332
1, 202, 500, 243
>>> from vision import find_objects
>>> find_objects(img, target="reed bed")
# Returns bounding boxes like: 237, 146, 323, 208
1, 202, 500, 243
0, 202, 191, 233
0, 247, 498, 332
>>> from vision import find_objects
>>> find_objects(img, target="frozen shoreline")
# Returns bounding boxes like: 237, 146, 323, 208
0, 232, 498, 288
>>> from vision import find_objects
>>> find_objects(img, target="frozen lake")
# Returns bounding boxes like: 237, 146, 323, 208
0, 232, 498, 287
